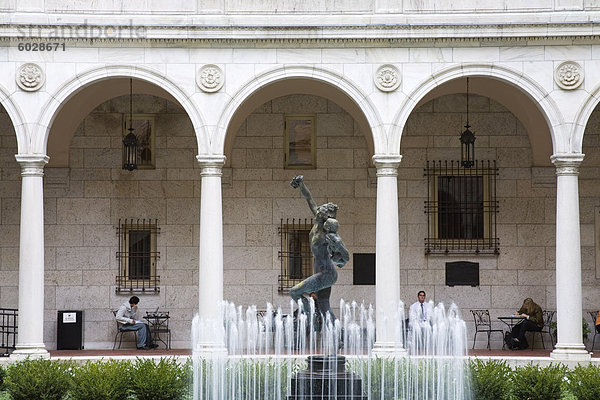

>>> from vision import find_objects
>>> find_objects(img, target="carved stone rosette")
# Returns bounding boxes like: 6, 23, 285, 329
16, 63, 45, 92
554, 61, 583, 90
197, 64, 224, 93
374, 64, 401, 92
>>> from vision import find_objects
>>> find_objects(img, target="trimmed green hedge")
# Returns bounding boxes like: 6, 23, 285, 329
469, 359, 511, 400
510, 363, 566, 400
2, 357, 600, 399
467, 360, 600, 400
4, 358, 74, 400
0, 364, 5, 392
0, 357, 191, 400
70, 359, 132, 400
131, 358, 191, 400
565, 363, 600, 400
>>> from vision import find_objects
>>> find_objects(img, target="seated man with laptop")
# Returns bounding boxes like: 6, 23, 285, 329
115, 296, 158, 350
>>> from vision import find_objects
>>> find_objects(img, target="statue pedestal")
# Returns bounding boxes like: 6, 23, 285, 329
288, 355, 367, 399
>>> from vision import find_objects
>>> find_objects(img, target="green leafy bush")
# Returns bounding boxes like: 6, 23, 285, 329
131, 357, 189, 400
551, 318, 590, 341
348, 357, 406, 399
565, 363, 600, 400
194, 358, 289, 400
0, 364, 5, 391
70, 359, 133, 400
469, 359, 511, 400
4, 358, 74, 400
510, 363, 566, 400
235, 359, 290, 400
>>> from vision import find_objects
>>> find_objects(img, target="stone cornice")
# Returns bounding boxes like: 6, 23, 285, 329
1, 34, 598, 48
1, 19, 600, 45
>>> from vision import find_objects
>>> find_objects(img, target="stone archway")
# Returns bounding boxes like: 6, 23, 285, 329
217, 65, 383, 159
571, 84, 600, 153
34, 65, 208, 162
0, 84, 28, 155
394, 64, 563, 162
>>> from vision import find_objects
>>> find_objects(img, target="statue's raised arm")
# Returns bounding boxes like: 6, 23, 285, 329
290, 175, 317, 216
289, 176, 346, 323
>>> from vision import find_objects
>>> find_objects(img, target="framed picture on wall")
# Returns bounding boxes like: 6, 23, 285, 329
123, 114, 155, 169
285, 115, 316, 169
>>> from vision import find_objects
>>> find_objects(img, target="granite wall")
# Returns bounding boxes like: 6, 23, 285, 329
1, 90, 599, 349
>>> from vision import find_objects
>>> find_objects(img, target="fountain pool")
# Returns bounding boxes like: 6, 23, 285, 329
192, 299, 472, 400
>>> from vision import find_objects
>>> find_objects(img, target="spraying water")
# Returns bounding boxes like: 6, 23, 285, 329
192, 299, 471, 400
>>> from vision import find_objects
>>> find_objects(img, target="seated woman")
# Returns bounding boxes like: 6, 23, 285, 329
510, 298, 543, 350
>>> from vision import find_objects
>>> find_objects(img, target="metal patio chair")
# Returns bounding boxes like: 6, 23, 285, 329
111, 310, 137, 350
530, 310, 555, 350
470, 309, 504, 350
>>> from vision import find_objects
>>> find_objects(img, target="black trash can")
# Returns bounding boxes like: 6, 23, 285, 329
57, 310, 84, 350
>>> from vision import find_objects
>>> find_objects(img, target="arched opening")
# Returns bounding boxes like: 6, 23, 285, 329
221, 78, 378, 309
413, 77, 553, 167
0, 101, 20, 308
580, 101, 600, 308
40, 76, 202, 350
395, 75, 556, 339
46, 78, 181, 168
223, 77, 375, 164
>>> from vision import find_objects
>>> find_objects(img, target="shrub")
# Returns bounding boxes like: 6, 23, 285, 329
70, 359, 133, 400
349, 357, 471, 399
510, 363, 566, 400
0, 364, 5, 391
565, 363, 600, 400
348, 357, 407, 399
131, 357, 189, 400
469, 359, 511, 400
551, 318, 590, 341
4, 358, 73, 400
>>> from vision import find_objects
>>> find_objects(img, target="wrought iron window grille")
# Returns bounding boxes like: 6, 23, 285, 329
278, 218, 313, 293
424, 160, 499, 255
116, 218, 160, 293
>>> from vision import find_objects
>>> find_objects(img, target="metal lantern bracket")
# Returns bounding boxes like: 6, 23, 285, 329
460, 77, 476, 168
122, 78, 138, 171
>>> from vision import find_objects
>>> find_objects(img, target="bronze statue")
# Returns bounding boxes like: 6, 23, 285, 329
290, 176, 350, 320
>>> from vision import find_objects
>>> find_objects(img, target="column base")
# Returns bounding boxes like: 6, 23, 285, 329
371, 341, 407, 358
550, 344, 591, 361
10, 345, 49, 360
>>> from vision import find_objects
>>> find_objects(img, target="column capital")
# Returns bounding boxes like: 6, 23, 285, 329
15, 154, 49, 177
196, 155, 226, 177
372, 154, 402, 177
551, 153, 584, 176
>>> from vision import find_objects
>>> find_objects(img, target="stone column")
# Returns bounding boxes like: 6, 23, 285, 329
371, 155, 406, 356
196, 155, 228, 354
550, 154, 590, 361
11, 155, 49, 359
